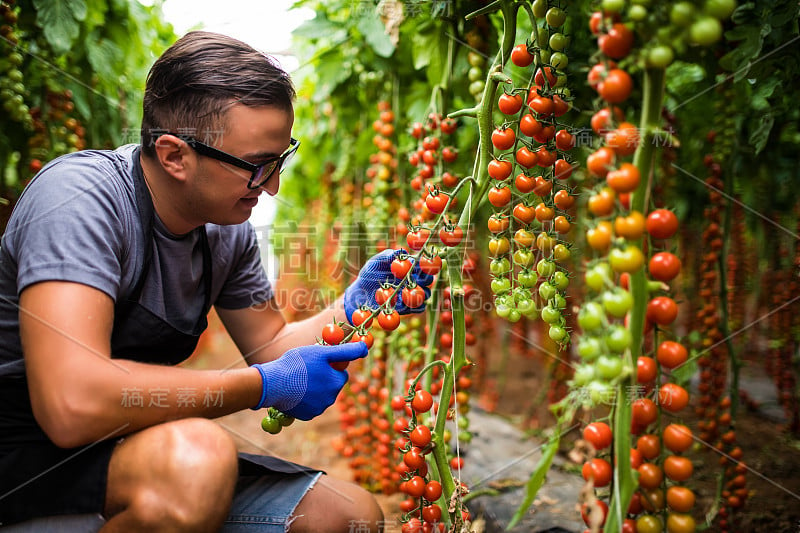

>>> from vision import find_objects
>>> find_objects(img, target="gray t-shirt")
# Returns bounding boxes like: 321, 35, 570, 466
0, 144, 273, 377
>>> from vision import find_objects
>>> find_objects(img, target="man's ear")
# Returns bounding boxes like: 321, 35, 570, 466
153, 134, 193, 183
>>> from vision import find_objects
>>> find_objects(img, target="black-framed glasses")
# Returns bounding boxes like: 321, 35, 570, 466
160, 134, 300, 189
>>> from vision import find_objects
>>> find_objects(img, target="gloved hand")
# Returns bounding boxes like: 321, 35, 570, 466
343, 249, 434, 324
251, 342, 368, 420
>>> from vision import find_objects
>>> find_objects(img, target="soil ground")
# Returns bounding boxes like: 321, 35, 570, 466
187, 314, 800, 532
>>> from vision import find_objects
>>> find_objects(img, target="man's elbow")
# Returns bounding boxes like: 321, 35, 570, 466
30, 392, 101, 448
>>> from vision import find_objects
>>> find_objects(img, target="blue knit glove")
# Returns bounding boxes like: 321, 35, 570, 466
343, 249, 434, 324
251, 342, 368, 420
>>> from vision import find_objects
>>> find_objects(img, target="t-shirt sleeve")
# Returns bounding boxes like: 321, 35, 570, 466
6, 155, 131, 300
213, 223, 273, 309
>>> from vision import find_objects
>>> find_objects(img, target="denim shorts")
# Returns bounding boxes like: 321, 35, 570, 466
223, 453, 324, 532
223, 467, 323, 532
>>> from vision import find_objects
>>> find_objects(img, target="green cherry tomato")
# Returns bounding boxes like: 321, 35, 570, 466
536, 26, 549, 47
468, 66, 484, 82
705, 0, 736, 19
539, 282, 558, 301
545, 7, 566, 27
647, 45, 674, 68
549, 32, 570, 51
551, 270, 570, 290
577, 336, 603, 361
491, 277, 512, 294
670, 2, 696, 26
689, 16, 723, 46
539, 49, 551, 65
490, 257, 511, 275
261, 416, 282, 434
605, 324, 633, 353
518, 269, 538, 288
532, 0, 548, 18
601, 0, 625, 13
585, 262, 613, 292
572, 364, 596, 386
609, 245, 645, 274
278, 414, 295, 427
514, 248, 535, 267
541, 304, 562, 324
629, 4, 648, 20
596, 354, 624, 380
551, 293, 567, 310
494, 301, 511, 319
549, 325, 568, 342
602, 287, 634, 318
516, 297, 538, 316
537, 259, 557, 278
507, 308, 522, 323
578, 302, 605, 332
587, 381, 615, 405
550, 52, 569, 70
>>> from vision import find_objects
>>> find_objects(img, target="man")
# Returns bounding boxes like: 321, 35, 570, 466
0, 32, 430, 532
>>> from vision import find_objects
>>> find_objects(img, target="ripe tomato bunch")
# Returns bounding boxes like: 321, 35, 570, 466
580, 419, 699, 532
487, 8, 578, 343
403, 111, 468, 270
261, 252, 430, 436
366, 100, 402, 241
693, 138, 749, 531
333, 355, 402, 494
391, 378, 471, 532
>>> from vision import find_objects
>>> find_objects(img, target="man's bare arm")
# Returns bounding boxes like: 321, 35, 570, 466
20, 281, 262, 448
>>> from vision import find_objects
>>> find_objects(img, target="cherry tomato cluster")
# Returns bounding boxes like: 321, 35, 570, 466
403, 112, 468, 270
366, 100, 402, 241
580, 418, 699, 532
261, 257, 423, 436
393, 387, 444, 531
487, 3, 578, 343
694, 151, 727, 444
333, 354, 401, 494
1, 2, 87, 190
0, 2, 32, 131
24, 90, 86, 183
694, 139, 749, 531
259, 407, 295, 435
464, 22, 491, 101
391, 378, 471, 532
573, 6, 644, 406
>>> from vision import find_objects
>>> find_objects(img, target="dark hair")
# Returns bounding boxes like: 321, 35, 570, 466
140, 31, 295, 156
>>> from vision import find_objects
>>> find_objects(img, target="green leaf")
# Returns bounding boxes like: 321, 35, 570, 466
507, 432, 560, 529
670, 357, 698, 389
411, 24, 440, 70
750, 112, 775, 154
310, 48, 351, 102
720, 25, 764, 75
86, 38, 123, 81
411, 25, 446, 85
356, 10, 396, 58
293, 12, 343, 41
33, 0, 88, 55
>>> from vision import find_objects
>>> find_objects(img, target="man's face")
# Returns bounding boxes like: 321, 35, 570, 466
190, 104, 294, 226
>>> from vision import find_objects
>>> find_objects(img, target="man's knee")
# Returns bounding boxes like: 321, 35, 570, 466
105, 418, 238, 530
291, 477, 384, 533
